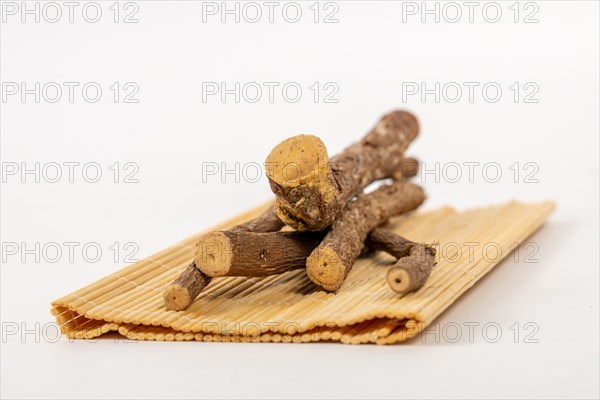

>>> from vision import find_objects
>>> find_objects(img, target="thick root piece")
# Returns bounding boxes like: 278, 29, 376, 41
266, 110, 419, 231
196, 230, 325, 277
265, 134, 340, 231
164, 207, 284, 311
306, 181, 426, 291
169, 225, 434, 306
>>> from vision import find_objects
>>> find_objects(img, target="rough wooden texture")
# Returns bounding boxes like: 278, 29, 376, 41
366, 228, 436, 293
163, 261, 211, 311
265, 110, 419, 231
164, 207, 284, 311
50, 201, 555, 344
196, 230, 326, 277
196, 180, 424, 279
306, 181, 426, 291
366, 227, 416, 258
193, 227, 430, 281
265, 134, 337, 231
387, 244, 436, 294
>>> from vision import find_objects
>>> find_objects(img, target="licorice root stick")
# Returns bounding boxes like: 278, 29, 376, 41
386, 243, 436, 294
180, 227, 434, 299
265, 110, 419, 231
162, 207, 284, 311
306, 181, 425, 291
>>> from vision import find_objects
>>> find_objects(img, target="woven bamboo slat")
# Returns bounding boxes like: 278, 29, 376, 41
51, 200, 554, 344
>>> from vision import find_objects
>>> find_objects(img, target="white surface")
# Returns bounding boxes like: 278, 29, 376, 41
1, 1, 598, 398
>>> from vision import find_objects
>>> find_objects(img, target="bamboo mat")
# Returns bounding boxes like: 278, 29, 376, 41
51, 200, 554, 345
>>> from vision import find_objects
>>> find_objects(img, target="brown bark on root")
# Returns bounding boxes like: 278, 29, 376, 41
265, 110, 419, 231
306, 181, 425, 291
196, 227, 433, 279
163, 207, 284, 311
366, 229, 436, 294
163, 261, 212, 311
196, 230, 326, 277
387, 244, 436, 294
365, 228, 416, 259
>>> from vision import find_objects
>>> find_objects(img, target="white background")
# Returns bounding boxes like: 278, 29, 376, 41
1, 1, 599, 398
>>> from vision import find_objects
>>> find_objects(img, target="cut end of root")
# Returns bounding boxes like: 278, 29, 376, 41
163, 284, 191, 311
306, 247, 347, 291
265, 134, 330, 186
386, 268, 412, 294
195, 232, 232, 277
